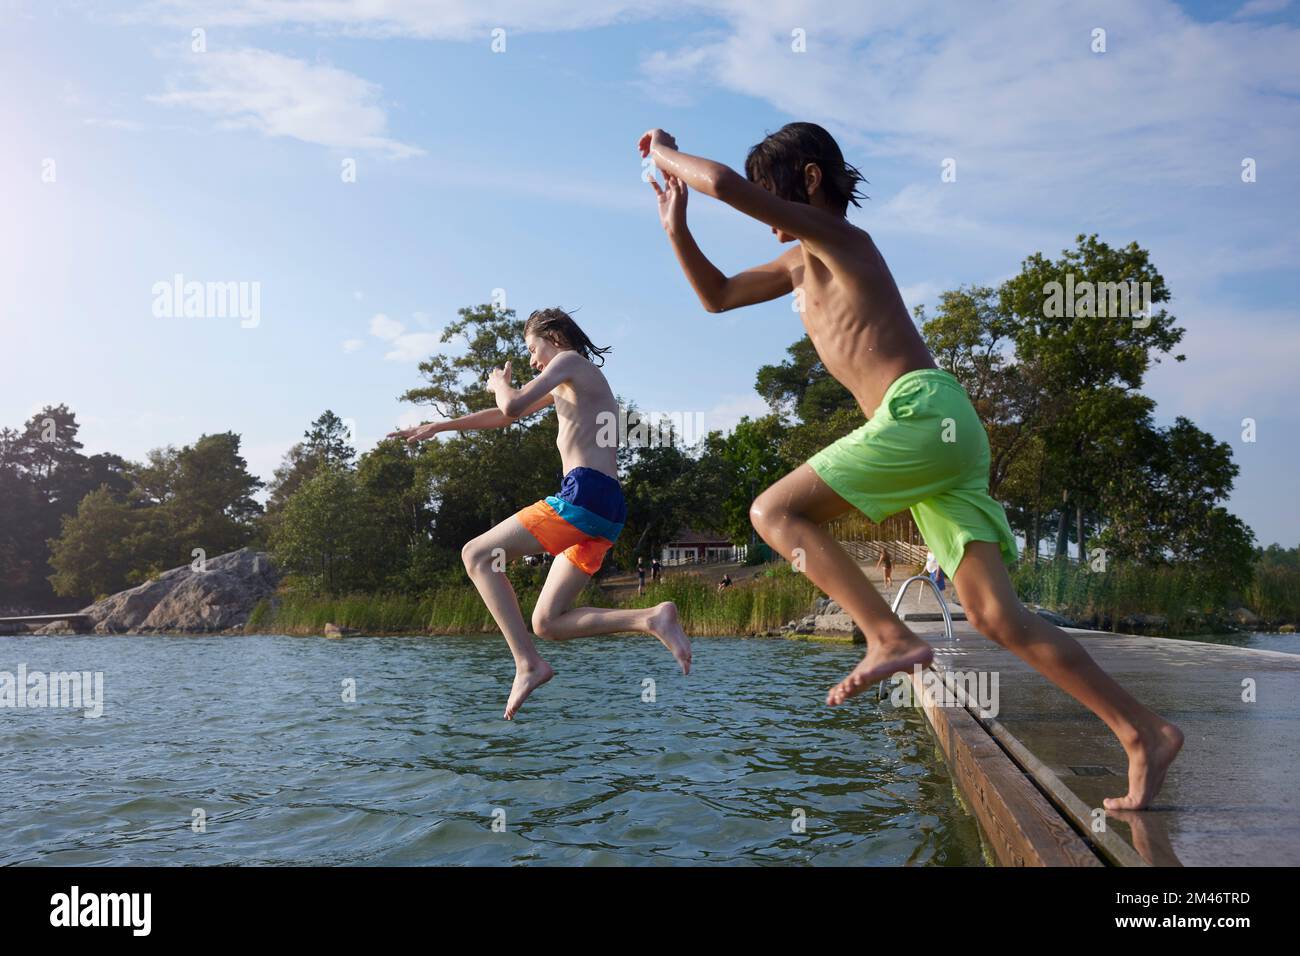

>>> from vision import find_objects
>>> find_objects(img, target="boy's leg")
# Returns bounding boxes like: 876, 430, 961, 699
530, 553, 692, 674
953, 541, 1184, 810
749, 464, 935, 704
461, 516, 555, 719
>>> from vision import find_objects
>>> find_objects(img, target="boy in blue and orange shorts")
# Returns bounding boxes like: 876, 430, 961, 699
392, 308, 691, 720
515, 466, 627, 577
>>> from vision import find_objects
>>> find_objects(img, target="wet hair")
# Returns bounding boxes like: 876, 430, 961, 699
524, 307, 612, 366
744, 122, 867, 214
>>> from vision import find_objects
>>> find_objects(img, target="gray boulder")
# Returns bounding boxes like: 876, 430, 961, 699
82, 549, 277, 634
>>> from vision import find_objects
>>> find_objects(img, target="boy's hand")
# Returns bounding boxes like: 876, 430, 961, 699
387, 423, 440, 445
650, 173, 688, 233
638, 128, 677, 159
487, 359, 512, 394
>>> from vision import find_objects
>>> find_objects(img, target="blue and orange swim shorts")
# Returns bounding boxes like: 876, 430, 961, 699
514, 466, 627, 576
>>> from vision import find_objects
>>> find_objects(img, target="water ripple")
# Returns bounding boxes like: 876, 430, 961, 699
0, 634, 982, 865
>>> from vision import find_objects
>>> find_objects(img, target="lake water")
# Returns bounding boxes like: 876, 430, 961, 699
1168, 632, 1299, 655
0, 634, 983, 866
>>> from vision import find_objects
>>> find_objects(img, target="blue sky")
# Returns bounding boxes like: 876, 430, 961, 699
2, 0, 1297, 547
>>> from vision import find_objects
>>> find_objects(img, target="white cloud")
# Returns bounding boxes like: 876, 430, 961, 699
151, 48, 423, 158
1235, 0, 1291, 18
367, 312, 445, 362
699, 393, 772, 434
135, 0, 680, 39
83, 117, 146, 131
342, 338, 364, 352
897, 279, 947, 314
369, 313, 405, 340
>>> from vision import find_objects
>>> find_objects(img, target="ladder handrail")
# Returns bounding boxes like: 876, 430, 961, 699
888, 574, 956, 642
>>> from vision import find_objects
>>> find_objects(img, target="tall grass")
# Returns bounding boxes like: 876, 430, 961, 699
1011, 559, 1225, 634
1245, 565, 1300, 624
621, 565, 820, 636
248, 565, 816, 637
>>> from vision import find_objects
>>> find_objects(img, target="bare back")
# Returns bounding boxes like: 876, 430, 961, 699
550, 356, 621, 478
785, 227, 936, 418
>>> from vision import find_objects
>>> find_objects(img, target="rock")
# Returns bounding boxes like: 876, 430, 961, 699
323, 623, 360, 639
824, 600, 843, 616
1280, 624, 1296, 634
1031, 606, 1079, 628
33, 620, 74, 635
794, 623, 815, 634
1231, 607, 1263, 627
1118, 612, 1168, 634
82, 549, 278, 634
814, 597, 831, 613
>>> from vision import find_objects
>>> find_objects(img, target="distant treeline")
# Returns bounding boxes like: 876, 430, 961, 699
2, 236, 1290, 626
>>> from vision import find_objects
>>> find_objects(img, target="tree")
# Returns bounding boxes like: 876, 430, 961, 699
47, 487, 139, 599
1000, 234, 1186, 560
166, 432, 264, 561
269, 466, 371, 593
755, 335, 856, 422
303, 410, 355, 468
1096, 417, 1255, 588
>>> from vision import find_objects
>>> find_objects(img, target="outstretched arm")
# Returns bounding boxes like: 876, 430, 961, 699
388, 393, 554, 444
639, 128, 850, 245
651, 172, 796, 313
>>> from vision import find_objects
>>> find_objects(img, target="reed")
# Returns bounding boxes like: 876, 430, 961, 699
248, 565, 818, 637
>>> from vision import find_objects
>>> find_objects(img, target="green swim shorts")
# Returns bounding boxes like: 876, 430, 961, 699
807, 368, 1018, 577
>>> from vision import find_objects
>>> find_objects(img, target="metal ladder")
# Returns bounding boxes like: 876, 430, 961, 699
888, 573, 957, 641
875, 574, 956, 703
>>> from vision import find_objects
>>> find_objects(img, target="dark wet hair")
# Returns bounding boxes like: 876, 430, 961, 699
524, 307, 612, 367
744, 122, 867, 214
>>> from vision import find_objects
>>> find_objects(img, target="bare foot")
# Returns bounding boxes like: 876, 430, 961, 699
826, 635, 934, 706
504, 659, 554, 720
1103, 722, 1184, 811
647, 601, 692, 675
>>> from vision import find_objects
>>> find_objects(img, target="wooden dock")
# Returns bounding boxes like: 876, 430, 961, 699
823, 557, 1299, 867
0, 613, 91, 631
898, 615, 1300, 866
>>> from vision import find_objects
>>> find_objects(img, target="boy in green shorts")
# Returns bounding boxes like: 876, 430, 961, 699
640, 122, 1182, 810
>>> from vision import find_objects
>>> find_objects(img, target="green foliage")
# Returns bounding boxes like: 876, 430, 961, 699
755, 335, 857, 421
1011, 559, 1226, 634
269, 466, 373, 593
1245, 564, 1300, 624
46, 487, 139, 599
248, 565, 814, 636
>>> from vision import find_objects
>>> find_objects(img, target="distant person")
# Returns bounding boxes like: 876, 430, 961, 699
651, 557, 662, 583
717, 573, 733, 592
924, 550, 945, 592
637, 557, 646, 595
874, 547, 893, 590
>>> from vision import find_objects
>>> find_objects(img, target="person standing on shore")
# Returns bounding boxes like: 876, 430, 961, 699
875, 546, 894, 591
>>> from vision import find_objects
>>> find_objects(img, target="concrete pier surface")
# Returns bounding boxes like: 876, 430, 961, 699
899, 615, 1300, 866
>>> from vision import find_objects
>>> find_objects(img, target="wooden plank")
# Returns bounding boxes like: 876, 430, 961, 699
908, 668, 1104, 867
0, 614, 90, 624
